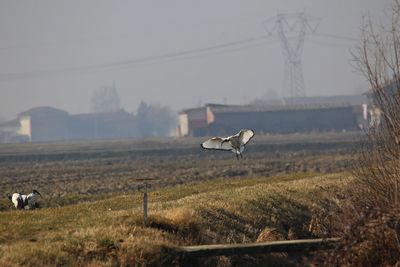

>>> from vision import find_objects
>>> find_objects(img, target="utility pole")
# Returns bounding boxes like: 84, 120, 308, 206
264, 12, 319, 101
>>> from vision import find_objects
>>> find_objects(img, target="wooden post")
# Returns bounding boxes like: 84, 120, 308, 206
174, 238, 340, 261
136, 178, 157, 226
143, 183, 148, 225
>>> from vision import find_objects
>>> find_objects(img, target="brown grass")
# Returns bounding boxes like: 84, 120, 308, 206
0, 133, 360, 266
0, 172, 350, 266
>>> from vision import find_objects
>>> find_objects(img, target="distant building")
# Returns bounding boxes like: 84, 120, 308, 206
0, 118, 28, 143
0, 106, 138, 143
178, 106, 208, 137
205, 103, 361, 136
363, 81, 399, 128
178, 96, 366, 137
17, 107, 70, 142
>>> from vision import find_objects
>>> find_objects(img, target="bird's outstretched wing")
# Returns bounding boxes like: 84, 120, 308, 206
239, 129, 255, 145
201, 137, 232, 150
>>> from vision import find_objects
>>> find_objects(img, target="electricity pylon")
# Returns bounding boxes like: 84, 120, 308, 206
264, 12, 319, 100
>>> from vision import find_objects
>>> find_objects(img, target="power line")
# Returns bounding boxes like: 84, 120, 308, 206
154, 39, 280, 63
307, 39, 354, 48
0, 31, 359, 82
313, 33, 358, 42
0, 35, 278, 81
0, 35, 111, 51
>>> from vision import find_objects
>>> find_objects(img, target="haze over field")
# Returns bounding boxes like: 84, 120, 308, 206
0, 0, 390, 120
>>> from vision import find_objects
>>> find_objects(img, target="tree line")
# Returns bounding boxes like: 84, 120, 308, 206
91, 86, 176, 137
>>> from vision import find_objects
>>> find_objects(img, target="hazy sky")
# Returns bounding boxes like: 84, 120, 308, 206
0, 0, 391, 120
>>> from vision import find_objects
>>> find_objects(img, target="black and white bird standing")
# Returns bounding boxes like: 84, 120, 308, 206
201, 129, 255, 159
7, 189, 42, 209
8, 193, 24, 209
25, 189, 42, 209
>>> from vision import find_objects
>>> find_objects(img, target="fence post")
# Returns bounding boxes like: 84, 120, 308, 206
136, 178, 157, 226
143, 183, 148, 225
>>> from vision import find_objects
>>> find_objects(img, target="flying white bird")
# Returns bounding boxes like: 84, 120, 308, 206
7, 193, 24, 209
201, 129, 255, 159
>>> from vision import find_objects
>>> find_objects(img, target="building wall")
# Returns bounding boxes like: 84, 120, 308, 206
18, 116, 32, 141
178, 113, 189, 136
178, 107, 207, 136
30, 113, 69, 142
68, 111, 137, 140
96, 112, 137, 139
207, 106, 359, 135
206, 106, 215, 124
1, 107, 141, 143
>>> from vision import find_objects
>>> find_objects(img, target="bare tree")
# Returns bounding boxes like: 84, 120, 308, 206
353, 0, 400, 208
91, 85, 121, 113
136, 101, 176, 137
323, 2, 400, 265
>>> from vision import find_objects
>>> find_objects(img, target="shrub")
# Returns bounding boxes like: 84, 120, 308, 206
325, 1, 400, 265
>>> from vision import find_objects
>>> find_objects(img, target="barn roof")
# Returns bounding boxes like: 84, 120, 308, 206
18, 106, 69, 117
207, 103, 354, 114
178, 106, 206, 115
282, 95, 365, 106
72, 109, 134, 121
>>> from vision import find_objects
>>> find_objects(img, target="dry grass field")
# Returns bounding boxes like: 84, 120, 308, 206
0, 132, 361, 266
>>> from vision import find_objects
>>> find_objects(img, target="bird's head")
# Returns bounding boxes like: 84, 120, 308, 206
7, 195, 12, 201
32, 190, 42, 197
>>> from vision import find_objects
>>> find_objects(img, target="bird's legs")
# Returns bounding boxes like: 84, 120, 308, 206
235, 150, 243, 160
